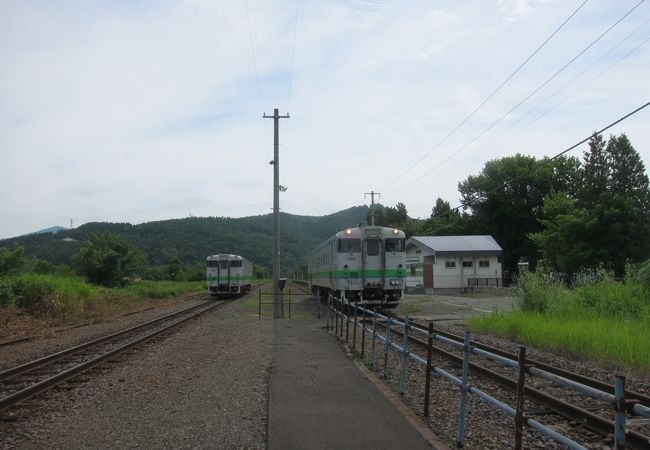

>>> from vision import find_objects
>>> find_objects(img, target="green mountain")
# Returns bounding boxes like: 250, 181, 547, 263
0, 206, 369, 276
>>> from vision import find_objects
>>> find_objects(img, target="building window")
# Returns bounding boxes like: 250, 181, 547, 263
410, 265, 417, 276
479, 260, 490, 268
462, 261, 473, 268
445, 261, 456, 268
415, 249, 422, 254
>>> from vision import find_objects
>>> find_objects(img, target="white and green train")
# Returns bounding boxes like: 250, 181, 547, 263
206, 254, 252, 297
308, 226, 406, 308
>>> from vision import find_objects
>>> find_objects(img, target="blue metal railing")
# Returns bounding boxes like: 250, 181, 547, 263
325, 294, 649, 449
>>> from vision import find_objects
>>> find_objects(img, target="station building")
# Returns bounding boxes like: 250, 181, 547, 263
405, 235, 503, 293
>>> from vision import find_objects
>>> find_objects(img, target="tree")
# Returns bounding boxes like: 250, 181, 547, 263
73, 232, 144, 287
533, 133, 650, 276
0, 244, 25, 275
457, 154, 580, 274
366, 203, 410, 229
529, 193, 592, 276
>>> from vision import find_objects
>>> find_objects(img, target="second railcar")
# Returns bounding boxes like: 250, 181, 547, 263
206, 254, 252, 297
308, 226, 406, 308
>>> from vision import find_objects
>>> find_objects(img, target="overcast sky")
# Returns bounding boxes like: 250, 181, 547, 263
1, 0, 649, 239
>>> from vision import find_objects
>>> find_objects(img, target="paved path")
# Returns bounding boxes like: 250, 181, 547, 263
268, 319, 448, 450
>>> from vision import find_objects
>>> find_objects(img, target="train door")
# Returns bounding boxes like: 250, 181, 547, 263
362, 238, 384, 296
219, 259, 229, 292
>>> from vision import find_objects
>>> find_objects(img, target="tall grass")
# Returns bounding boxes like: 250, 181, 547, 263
468, 266, 650, 371
2, 274, 204, 319
119, 280, 203, 299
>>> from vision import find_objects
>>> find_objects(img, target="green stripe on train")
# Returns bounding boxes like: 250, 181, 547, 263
309, 269, 406, 279
207, 276, 253, 282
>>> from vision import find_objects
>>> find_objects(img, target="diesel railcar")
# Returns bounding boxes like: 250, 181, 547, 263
308, 226, 406, 308
206, 254, 252, 297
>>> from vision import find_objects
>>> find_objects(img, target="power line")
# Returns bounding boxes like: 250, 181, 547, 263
245, 0, 265, 112
444, 18, 650, 173
386, 0, 646, 198
379, 0, 591, 192
425, 101, 650, 228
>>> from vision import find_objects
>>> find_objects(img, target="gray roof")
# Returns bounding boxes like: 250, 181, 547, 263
407, 235, 502, 253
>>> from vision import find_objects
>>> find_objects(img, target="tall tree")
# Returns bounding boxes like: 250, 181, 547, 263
457, 154, 580, 274
73, 232, 144, 287
606, 133, 650, 212
534, 133, 650, 276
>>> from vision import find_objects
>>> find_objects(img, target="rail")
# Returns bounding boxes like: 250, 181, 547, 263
326, 294, 650, 449
0, 298, 223, 413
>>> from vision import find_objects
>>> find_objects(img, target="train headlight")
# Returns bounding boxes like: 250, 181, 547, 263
392, 228, 399, 235
345, 228, 352, 236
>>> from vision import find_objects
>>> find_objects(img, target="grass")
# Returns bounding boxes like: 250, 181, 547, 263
0, 274, 205, 339
466, 267, 650, 372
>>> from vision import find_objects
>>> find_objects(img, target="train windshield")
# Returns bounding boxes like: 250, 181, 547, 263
366, 240, 380, 256
230, 261, 242, 267
207, 261, 218, 267
385, 238, 405, 252
338, 238, 361, 253
219, 261, 229, 269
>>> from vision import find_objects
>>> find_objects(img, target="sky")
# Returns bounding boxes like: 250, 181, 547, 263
1, 0, 649, 240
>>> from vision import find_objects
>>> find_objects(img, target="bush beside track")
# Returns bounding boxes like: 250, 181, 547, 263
468, 266, 650, 372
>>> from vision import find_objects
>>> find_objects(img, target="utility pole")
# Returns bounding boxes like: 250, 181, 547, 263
264, 108, 290, 319
364, 190, 381, 226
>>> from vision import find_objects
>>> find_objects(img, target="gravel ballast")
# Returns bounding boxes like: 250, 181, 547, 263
2, 297, 273, 449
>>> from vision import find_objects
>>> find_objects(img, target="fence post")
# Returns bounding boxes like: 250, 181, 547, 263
361, 306, 367, 358
339, 297, 344, 338
614, 375, 626, 449
345, 303, 350, 343
330, 296, 339, 336
352, 302, 358, 351
400, 315, 410, 395
371, 310, 378, 369
383, 316, 392, 380
424, 321, 433, 417
515, 346, 527, 450
457, 331, 471, 448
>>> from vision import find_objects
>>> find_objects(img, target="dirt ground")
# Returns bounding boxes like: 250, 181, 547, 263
395, 291, 518, 325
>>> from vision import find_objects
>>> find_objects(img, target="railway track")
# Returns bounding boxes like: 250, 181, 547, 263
0, 296, 224, 414
370, 311, 650, 449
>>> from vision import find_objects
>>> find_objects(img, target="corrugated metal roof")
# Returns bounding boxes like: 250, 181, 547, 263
408, 235, 502, 253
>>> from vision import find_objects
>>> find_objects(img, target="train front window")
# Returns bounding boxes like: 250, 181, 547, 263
219, 261, 228, 269
385, 238, 405, 252
230, 261, 242, 268
207, 261, 218, 267
366, 240, 379, 256
338, 238, 361, 253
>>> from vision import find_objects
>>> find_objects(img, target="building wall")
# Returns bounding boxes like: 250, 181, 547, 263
433, 255, 501, 289
406, 244, 502, 290
405, 246, 425, 288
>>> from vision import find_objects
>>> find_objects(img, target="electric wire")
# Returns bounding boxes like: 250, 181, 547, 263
385, 0, 646, 199
424, 101, 650, 228
473, 19, 650, 164
379, 0, 591, 192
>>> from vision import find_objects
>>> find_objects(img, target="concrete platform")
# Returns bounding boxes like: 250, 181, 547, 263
268, 319, 449, 450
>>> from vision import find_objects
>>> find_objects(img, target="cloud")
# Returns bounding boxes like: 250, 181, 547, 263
0, 1, 648, 239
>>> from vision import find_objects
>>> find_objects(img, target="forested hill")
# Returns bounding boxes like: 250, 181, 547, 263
0, 206, 369, 275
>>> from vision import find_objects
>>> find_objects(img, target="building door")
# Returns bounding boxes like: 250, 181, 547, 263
423, 264, 433, 288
